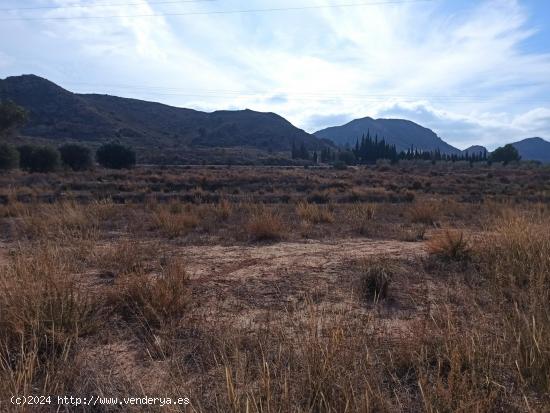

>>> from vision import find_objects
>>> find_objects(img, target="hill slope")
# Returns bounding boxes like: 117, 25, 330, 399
511, 137, 550, 163
0, 74, 329, 153
314, 117, 461, 154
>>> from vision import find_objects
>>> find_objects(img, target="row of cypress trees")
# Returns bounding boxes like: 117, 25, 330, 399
294, 131, 493, 165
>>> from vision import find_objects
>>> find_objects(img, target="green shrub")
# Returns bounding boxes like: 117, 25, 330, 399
96, 142, 136, 169
332, 160, 348, 170
490, 144, 521, 165
17, 145, 34, 170
0, 143, 19, 171
0, 100, 27, 136
59, 144, 93, 171
17, 145, 60, 173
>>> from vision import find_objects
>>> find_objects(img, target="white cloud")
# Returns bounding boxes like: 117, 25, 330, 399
0, 51, 13, 69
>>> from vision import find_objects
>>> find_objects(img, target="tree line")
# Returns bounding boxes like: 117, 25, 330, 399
291, 131, 521, 166
0, 141, 137, 172
1, 99, 523, 170
0, 100, 136, 172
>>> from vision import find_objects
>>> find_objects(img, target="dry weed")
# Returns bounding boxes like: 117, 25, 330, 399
152, 203, 200, 238
408, 201, 440, 225
428, 230, 471, 262
246, 205, 285, 241
90, 239, 156, 277
296, 201, 334, 224
346, 203, 376, 235
109, 257, 190, 331
0, 245, 100, 399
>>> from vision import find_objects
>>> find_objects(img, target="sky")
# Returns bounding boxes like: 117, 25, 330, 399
0, 0, 549, 150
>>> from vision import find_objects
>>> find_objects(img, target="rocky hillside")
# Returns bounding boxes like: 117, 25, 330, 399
0, 74, 330, 153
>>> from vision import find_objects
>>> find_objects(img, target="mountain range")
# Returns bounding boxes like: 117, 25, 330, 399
0, 75, 328, 154
1, 74, 549, 163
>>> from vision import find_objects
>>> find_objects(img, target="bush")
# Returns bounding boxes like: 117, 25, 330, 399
0, 143, 19, 171
357, 259, 393, 302
16, 144, 34, 170
346, 203, 376, 235
96, 142, 136, 169
332, 160, 348, 170
110, 258, 190, 329
152, 204, 200, 238
247, 205, 284, 241
408, 201, 439, 225
338, 151, 356, 165
0, 100, 27, 136
490, 144, 521, 165
17, 145, 60, 173
59, 144, 93, 171
428, 230, 471, 262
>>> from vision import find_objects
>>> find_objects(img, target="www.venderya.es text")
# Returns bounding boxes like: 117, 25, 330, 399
11, 395, 190, 407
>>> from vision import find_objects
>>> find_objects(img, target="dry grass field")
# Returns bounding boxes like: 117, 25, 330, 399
1, 162, 550, 412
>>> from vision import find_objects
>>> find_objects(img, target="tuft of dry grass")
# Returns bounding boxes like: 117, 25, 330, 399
109, 257, 190, 331
209, 308, 394, 413
413, 306, 507, 413
16, 201, 99, 241
408, 201, 440, 225
296, 201, 334, 224
152, 203, 200, 238
90, 239, 156, 277
428, 230, 471, 262
246, 205, 285, 241
211, 198, 233, 221
346, 203, 376, 235
398, 224, 427, 242
478, 212, 550, 393
0, 244, 100, 398
356, 258, 395, 302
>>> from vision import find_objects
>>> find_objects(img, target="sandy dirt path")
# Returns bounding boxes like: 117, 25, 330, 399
181, 238, 426, 280
170, 239, 428, 325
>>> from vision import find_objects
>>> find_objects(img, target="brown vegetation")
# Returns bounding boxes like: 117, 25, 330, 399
1, 163, 550, 411
246, 204, 285, 241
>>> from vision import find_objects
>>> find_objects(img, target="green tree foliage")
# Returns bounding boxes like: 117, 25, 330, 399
332, 160, 348, 170
96, 142, 136, 169
291, 141, 310, 161
0, 143, 19, 171
0, 100, 27, 137
320, 147, 336, 163
338, 150, 356, 165
17, 145, 60, 173
59, 144, 93, 171
490, 144, 521, 165
398, 146, 487, 163
17, 145, 35, 170
353, 131, 398, 164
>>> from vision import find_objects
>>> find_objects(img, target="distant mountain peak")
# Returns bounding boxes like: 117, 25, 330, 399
314, 116, 461, 154
511, 137, 550, 163
516, 136, 547, 143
